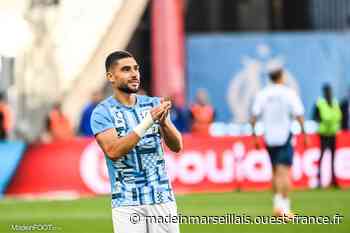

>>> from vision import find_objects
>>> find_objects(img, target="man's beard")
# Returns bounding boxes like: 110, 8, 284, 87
118, 83, 139, 94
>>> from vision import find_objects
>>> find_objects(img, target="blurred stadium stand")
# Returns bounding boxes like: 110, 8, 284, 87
310, 0, 350, 30
61, 0, 148, 128
0, 0, 148, 141
1, 0, 350, 141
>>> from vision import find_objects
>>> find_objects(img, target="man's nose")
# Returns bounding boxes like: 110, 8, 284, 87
131, 69, 138, 75
131, 70, 139, 78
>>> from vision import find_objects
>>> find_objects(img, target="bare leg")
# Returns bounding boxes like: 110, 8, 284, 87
274, 165, 292, 215
272, 166, 277, 194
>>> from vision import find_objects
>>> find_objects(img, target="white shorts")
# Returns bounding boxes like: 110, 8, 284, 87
112, 201, 180, 233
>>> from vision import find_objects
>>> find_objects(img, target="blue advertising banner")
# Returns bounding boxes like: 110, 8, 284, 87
187, 32, 350, 122
0, 141, 26, 197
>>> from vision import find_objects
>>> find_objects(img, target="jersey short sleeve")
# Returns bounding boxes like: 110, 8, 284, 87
252, 92, 265, 117
90, 104, 114, 136
289, 90, 304, 116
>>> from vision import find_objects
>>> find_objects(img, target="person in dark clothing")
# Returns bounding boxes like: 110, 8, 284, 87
312, 84, 342, 188
79, 91, 103, 136
340, 87, 350, 130
169, 96, 189, 133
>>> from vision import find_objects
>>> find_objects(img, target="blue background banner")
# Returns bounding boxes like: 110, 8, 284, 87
187, 32, 350, 122
0, 141, 26, 197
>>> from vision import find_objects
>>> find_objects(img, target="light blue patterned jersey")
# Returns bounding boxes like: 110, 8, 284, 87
90, 95, 175, 208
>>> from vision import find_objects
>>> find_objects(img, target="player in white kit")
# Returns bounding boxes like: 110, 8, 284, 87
251, 69, 306, 217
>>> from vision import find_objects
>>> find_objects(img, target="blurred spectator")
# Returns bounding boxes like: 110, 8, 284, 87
79, 91, 103, 136
190, 89, 215, 135
47, 102, 74, 141
0, 93, 13, 137
340, 87, 350, 130
312, 84, 342, 187
169, 95, 189, 133
0, 112, 6, 140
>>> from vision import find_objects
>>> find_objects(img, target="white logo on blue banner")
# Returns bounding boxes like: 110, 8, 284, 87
227, 44, 299, 122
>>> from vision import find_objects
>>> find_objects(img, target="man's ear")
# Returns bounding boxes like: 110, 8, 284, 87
106, 72, 114, 82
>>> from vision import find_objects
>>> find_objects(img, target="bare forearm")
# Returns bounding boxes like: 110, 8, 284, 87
97, 101, 170, 160
107, 112, 156, 159
250, 116, 257, 136
160, 120, 183, 153
296, 115, 305, 134
98, 132, 141, 160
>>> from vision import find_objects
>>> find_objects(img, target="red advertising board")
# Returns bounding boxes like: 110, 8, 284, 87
5, 133, 350, 198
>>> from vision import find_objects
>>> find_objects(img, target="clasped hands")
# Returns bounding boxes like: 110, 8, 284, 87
150, 97, 172, 126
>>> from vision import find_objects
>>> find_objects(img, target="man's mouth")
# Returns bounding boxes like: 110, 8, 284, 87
129, 81, 140, 88
129, 79, 139, 84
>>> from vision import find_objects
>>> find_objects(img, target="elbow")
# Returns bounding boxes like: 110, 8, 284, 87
105, 151, 121, 161
178, 140, 184, 152
104, 146, 123, 161
175, 147, 183, 153
170, 146, 182, 153
170, 139, 183, 153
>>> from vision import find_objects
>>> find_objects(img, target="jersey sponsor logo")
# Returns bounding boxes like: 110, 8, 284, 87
109, 108, 127, 136
112, 110, 126, 128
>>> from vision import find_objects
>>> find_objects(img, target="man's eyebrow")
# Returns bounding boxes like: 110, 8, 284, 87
121, 65, 131, 69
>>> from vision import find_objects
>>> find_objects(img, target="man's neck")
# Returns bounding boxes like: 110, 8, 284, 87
272, 80, 283, 85
114, 90, 136, 107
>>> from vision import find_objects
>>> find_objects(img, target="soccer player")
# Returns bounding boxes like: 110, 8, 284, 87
250, 69, 306, 217
90, 51, 183, 233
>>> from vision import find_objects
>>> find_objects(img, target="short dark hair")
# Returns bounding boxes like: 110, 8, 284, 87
105, 50, 133, 72
269, 69, 283, 82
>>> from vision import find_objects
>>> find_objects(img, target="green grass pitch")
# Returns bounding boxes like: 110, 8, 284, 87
0, 189, 348, 233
